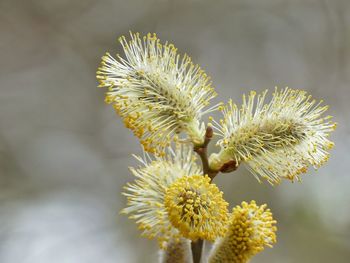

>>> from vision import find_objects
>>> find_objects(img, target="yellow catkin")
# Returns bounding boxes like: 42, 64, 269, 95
209, 201, 277, 263
160, 238, 192, 263
97, 32, 219, 155
209, 88, 336, 184
164, 175, 229, 241
121, 143, 201, 248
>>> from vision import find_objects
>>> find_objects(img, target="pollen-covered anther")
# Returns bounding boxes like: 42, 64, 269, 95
209, 201, 277, 263
97, 32, 219, 155
164, 175, 229, 241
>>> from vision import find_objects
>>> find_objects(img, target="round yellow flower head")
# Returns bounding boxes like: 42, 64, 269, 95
164, 175, 228, 241
121, 143, 202, 248
209, 200, 277, 263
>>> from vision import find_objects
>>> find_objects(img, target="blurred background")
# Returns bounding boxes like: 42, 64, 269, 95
1, 0, 349, 262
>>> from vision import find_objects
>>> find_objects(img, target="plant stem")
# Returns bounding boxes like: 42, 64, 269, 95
191, 126, 238, 262
194, 126, 219, 181
191, 127, 218, 263
191, 239, 203, 263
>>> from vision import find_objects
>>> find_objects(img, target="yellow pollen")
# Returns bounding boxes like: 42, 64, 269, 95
164, 175, 228, 241
209, 201, 277, 263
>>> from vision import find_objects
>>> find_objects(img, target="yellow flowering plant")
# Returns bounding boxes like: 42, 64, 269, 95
97, 32, 336, 263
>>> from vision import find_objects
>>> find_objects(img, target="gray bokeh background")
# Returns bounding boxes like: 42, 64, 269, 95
1, 0, 349, 262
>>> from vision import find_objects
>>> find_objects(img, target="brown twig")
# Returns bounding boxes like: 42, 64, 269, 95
191, 126, 238, 263
191, 127, 218, 263
191, 239, 203, 263
194, 126, 219, 180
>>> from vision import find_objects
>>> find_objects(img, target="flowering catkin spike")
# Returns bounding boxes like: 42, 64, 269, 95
209, 201, 277, 263
121, 142, 202, 248
209, 88, 336, 184
164, 175, 229, 241
97, 32, 218, 155
159, 238, 192, 263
